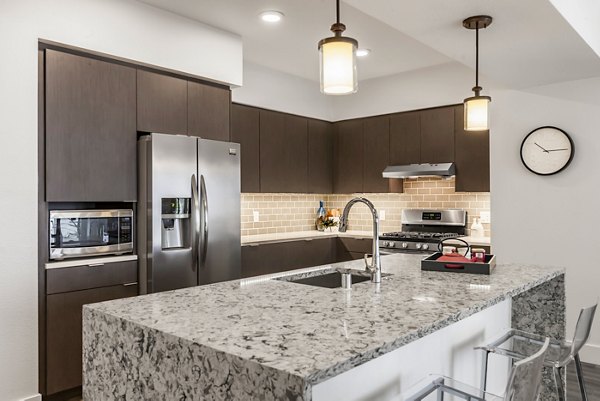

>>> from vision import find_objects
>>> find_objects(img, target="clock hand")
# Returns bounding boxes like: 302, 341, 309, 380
534, 142, 549, 153
547, 148, 569, 152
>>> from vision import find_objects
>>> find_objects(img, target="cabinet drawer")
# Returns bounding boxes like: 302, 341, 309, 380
46, 259, 137, 295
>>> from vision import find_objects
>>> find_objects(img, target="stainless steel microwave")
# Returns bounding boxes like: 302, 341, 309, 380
49, 209, 133, 260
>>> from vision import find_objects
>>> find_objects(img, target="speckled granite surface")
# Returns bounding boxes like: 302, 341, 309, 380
83, 253, 564, 400
512, 275, 566, 400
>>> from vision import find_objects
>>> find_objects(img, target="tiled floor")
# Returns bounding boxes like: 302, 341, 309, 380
67, 362, 598, 400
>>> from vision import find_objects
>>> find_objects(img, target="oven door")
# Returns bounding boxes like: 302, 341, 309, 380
49, 210, 133, 260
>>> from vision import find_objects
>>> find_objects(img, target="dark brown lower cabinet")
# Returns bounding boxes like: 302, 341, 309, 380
41, 253, 138, 397
336, 237, 373, 261
45, 269, 137, 396
242, 239, 335, 278
241, 237, 374, 278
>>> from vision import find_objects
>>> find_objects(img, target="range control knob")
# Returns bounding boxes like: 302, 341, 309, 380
388, 241, 396, 248
416, 243, 422, 250
402, 242, 408, 249
422, 244, 429, 250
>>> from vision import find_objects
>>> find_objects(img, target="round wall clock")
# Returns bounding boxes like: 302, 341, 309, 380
520, 126, 574, 175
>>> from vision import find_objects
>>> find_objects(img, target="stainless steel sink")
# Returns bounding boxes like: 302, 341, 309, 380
286, 269, 389, 289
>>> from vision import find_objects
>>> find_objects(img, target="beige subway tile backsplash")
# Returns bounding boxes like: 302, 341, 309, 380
241, 177, 491, 236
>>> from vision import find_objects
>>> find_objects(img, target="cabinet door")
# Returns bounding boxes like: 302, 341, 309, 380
420, 107, 455, 163
390, 111, 421, 165
454, 105, 490, 192
308, 119, 333, 194
46, 284, 137, 395
137, 70, 187, 135
231, 104, 260, 192
188, 81, 230, 141
241, 239, 335, 278
259, 110, 308, 193
45, 50, 136, 202
363, 116, 402, 193
334, 120, 364, 193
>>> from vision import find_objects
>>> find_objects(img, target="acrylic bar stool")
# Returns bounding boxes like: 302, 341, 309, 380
477, 302, 597, 401
403, 338, 550, 401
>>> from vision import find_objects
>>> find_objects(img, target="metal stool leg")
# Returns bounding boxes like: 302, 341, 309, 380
554, 366, 566, 401
574, 354, 589, 401
480, 350, 489, 391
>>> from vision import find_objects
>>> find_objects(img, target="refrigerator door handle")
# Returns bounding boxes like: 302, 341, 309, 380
191, 174, 200, 272
200, 174, 209, 266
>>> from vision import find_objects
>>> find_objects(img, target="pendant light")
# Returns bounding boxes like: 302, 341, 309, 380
318, 0, 358, 95
463, 15, 492, 131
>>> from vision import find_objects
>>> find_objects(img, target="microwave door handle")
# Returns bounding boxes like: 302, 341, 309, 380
200, 174, 208, 266
191, 174, 200, 272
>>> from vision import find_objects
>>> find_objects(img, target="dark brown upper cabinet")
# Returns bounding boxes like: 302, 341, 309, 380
45, 50, 136, 202
259, 110, 308, 193
137, 70, 187, 135
390, 111, 421, 165
363, 116, 400, 193
308, 119, 334, 194
454, 105, 490, 192
420, 107, 455, 163
334, 119, 364, 193
231, 104, 260, 193
188, 81, 230, 141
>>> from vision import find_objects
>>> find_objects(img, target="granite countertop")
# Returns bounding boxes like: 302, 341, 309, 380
86, 253, 561, 387
242, 230, 491, 247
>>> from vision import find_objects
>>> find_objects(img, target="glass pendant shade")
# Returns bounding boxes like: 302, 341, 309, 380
464, 96, 490, 131
319, 38, 357, 95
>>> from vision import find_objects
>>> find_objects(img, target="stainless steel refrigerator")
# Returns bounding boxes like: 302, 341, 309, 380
138, 133, 241, 293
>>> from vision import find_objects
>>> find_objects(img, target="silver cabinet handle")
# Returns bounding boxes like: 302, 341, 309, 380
200, 174, 208, 267
191, 174, 200, 272
123, 282, 137, 287
88, 263, 105, 267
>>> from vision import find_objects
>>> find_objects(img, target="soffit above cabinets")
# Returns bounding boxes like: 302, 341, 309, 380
136, 0, 452, 82
138, 0, 600, 90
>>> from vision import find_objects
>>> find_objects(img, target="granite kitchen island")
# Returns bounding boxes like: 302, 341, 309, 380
82, 254, 565, 401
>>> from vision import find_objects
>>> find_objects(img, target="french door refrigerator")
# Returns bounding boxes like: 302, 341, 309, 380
138, 133, 241, 293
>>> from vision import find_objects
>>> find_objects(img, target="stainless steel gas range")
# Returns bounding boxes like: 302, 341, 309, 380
379, 209, 467, 255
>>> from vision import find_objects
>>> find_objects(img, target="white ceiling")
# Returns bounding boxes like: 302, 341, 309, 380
137, 0, 452, 81
139, 0, 600, 89
344, 0, 600, 89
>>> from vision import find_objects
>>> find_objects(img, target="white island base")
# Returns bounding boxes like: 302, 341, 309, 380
313, 300, 511, 401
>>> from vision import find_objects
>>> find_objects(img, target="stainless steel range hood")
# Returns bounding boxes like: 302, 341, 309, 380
382, 163, 455, 179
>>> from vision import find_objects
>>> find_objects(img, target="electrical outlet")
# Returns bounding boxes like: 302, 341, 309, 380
480, 211, 491, 224
253, 211, 260, 222
380, 210, 386, 221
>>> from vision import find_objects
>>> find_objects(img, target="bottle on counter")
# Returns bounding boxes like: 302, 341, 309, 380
316, 200, 326, 231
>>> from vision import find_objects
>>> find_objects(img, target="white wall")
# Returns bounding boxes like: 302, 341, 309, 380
332, 62, 496, 121
0, 1, 242, 400
490, 84, 600, 363
232, 62, 334, 121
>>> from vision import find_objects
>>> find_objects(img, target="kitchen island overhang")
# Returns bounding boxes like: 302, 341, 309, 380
82, 254, 565, 401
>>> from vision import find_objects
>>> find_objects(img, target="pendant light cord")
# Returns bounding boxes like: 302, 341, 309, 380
475, 26, 479, 89
336, 0, 340, 24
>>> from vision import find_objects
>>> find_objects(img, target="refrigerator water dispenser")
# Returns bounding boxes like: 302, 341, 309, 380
161, 198, 191, 250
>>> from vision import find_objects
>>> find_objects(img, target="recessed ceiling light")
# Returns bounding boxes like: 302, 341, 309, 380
356, 48, 371, 57
259, 11, 284, 23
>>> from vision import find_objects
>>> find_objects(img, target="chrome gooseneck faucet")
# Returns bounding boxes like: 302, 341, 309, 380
338, 197, 381, 283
